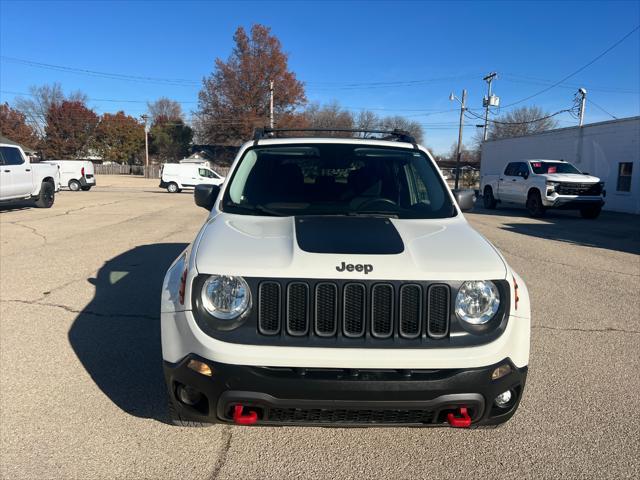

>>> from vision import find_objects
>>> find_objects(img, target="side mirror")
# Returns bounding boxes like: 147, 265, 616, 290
452, 189, 476, 212
194, 183, 220, 211
522, 171, 529, 179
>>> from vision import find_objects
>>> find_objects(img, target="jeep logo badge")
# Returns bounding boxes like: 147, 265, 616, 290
336, 261, 373, 274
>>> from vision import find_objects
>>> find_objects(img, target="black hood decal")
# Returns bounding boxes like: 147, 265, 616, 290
295, 216, 404, 255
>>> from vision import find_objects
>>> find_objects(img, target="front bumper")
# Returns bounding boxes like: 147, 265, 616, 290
164, 356, 527, 427
543, 194, 604, 209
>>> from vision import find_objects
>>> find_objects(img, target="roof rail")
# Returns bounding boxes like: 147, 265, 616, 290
252, 127, 417, 146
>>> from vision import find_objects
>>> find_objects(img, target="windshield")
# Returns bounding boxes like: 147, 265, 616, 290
529, 161, 581, 174
221, 144, 455, 218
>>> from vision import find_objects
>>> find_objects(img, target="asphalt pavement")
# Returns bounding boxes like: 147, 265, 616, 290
1, 176, 638, 479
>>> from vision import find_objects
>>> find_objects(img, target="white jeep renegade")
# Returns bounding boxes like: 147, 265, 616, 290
161, 129, 531, 428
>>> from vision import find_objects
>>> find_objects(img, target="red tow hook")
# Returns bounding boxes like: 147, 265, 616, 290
232, 405, 258, 425
447, 407, 472, 428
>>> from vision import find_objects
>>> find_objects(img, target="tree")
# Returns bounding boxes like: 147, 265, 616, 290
354, 109, 424, 143
487, 106, 558, 140
197, 24, 306, 144
303, 102, 353, 134
93, 111, 145, 164
147, 97, 183, 125
14, 83, 87, 138
149, 120, 193, 163
0, 103, 38, 148
42, 100, 99, 159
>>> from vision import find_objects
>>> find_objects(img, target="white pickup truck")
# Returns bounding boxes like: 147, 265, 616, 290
0, 143, 59, 208
481, 159, 605, 219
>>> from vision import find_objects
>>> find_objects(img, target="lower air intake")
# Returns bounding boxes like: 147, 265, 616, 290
268, 407, 434, 424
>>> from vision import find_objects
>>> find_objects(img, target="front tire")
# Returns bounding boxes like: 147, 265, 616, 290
580, 205, 602, 219
167, 182, 180, 193
526, 190, 545, 217
483, 186, 497, 209
69, 179, 81, 191
34, 182, 55, 208
80, 186, 92, 191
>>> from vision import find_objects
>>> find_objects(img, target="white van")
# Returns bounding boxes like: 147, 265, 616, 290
160, 163, 225, 193
43, 160, 96, 191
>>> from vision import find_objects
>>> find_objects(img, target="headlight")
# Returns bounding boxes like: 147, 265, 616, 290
455, 281, 500, 325
201, 275, 251, 320
546, 181, 560, 191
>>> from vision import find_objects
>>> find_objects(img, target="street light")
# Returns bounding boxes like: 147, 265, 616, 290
449, 89, 467, 190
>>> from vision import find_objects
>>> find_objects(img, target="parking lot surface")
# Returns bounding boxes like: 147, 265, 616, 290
1, 176, 639, 479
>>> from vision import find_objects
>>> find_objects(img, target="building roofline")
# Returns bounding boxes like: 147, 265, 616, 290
483, 115, 640, 144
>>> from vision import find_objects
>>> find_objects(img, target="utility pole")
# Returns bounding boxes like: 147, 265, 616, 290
450, 89, 467, 190
482, 72, 498, 141
577, 88, 587, 127
269, 81, 274, 129
141, 114, 149, 177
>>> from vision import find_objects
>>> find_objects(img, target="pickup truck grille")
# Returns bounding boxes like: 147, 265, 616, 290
556, 182, 602, 196
258, 280, 450, 341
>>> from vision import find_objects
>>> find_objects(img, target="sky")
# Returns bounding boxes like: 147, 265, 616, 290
1, 0, 639, 154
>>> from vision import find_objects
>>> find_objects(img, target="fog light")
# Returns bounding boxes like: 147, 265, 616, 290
494, 390, 513, 408
491, 364, 512, 380
177, 384, 202, 406
187, 359, 212, 377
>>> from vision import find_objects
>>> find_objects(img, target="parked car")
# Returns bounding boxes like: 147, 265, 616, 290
481, 159, 605, 218
0, 143, 58, 208
159, 163, 225, 193
42, 160, 96, 191
160, 129, 531, 429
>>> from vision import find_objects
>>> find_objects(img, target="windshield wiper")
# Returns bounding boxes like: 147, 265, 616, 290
225, 202, 287, 217
346, 210, 399, 218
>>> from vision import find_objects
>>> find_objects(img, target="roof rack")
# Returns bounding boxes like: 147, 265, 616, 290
252, 127, 417, 146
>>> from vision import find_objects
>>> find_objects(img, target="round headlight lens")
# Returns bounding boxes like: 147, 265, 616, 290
201, 275, 251, 320
455, 280, 500, 325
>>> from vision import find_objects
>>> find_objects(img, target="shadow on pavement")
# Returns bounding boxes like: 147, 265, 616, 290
0, 200, 34, 212
68, 242, 187, 422
470, 205, 640, 256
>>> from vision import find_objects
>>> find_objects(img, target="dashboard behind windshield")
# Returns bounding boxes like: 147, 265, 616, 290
221, 144, 455, 218
530, 161, 581, 174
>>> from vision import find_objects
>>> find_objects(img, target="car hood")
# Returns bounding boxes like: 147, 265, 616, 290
542, 173, 600, 183
195, 213, 507, 281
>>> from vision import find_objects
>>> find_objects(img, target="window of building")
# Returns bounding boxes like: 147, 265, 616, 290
616, 162, 633, 192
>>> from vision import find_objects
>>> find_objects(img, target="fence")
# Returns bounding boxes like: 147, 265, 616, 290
94, 164, 161, 178
440, 168, 480, 190
95, 164, 230, 179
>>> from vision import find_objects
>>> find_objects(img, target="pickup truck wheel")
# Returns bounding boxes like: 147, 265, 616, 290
80, 186, 92, 191
69, 179, 81, 191
526, 191, 545, 217
34, 182, 55, 208
167, 182, 180, 193
580, 205, 602, 219
483, 187, 497, 209
167, 398, 211, 428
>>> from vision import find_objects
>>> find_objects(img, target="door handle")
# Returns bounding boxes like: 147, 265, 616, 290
25, 168, 31, 172
499, 178, 503, 181
512, 178, 517, 182
3, 170, 9, 173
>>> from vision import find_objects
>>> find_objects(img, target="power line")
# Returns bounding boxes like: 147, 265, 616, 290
0, 56, 199, 86
464, 107, 575, 125
586, 98, 618, 119
502, 73, 640, 95
499, 24, 640, 109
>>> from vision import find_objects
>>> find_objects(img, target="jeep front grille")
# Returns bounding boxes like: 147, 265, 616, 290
258, 282, 280, 335
257, 280, 451, 341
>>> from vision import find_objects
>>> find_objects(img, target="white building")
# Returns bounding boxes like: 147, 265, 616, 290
481, 116, 640, 214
